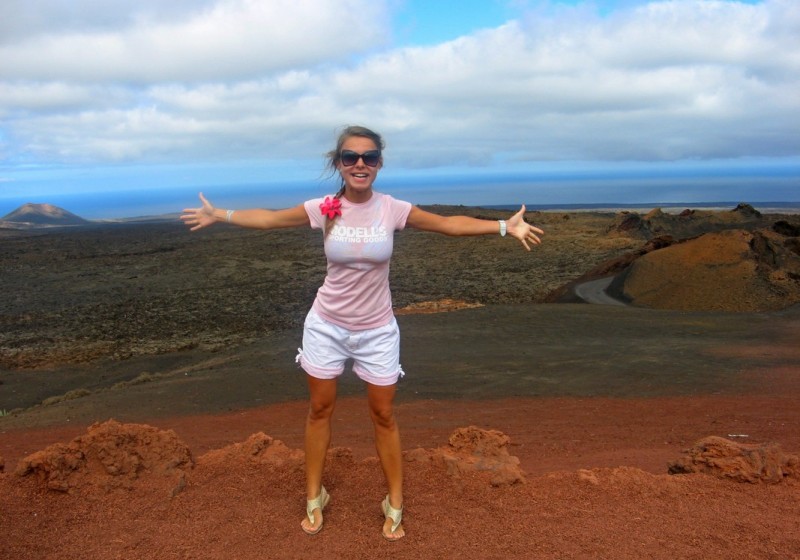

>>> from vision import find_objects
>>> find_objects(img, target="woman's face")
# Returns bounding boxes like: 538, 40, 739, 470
337, 136, 382, 202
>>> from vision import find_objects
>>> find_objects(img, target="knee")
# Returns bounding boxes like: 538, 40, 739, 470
307, 399, 335, 423
369, 405, 396, 430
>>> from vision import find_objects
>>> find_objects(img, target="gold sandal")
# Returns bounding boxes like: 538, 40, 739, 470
381, 495, 404, 541
302, 486, 330, 535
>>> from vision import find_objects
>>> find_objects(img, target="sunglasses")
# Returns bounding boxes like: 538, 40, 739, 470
340, 150, 381, 167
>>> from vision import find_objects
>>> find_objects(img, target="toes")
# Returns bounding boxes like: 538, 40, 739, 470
382, 520, 405, 541
301, 509, 323, 534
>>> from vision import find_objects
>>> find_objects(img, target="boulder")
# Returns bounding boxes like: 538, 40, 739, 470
773, 220, 800, 238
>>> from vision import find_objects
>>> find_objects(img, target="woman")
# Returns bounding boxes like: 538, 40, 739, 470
181, 125, 543, 541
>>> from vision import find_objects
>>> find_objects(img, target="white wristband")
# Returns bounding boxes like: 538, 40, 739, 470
225, 209, 234, 223
498, 220, 507, 237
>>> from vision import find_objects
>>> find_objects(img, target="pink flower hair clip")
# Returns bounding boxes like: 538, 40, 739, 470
320, 196, 342, 219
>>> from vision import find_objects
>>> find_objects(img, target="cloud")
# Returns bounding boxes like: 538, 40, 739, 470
0, 0, 219, 44
0, 0, 798, 173
341, 1, 799, 161
0, 0, 390, 82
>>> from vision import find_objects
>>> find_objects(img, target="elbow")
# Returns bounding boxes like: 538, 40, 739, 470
442, 217, 468, 236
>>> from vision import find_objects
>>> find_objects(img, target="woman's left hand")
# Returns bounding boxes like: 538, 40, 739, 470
507, 205, 544, 251
181, 192, 218, 231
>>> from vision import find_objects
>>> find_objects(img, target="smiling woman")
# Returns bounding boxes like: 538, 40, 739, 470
180, 124, 544, 541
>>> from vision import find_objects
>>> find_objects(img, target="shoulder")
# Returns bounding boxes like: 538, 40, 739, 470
375, 192, 412, 210
370, 192, 412, 228
304, 195, 338, 213
304, 196, 336, 228
305, 195, 334, 206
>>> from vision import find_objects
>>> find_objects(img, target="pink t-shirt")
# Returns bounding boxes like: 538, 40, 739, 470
304, 192, 413, 330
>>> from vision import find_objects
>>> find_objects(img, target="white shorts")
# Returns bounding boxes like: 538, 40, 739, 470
296, 308, 404, 386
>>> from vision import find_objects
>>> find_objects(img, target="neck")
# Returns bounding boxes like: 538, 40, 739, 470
343, 188, 373, 204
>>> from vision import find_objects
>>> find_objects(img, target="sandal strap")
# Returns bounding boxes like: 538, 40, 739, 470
306, 486, 329, 525
382, 495, 403, 533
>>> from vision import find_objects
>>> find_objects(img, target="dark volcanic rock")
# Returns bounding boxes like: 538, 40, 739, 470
732, 202, 762, 218
785, 238, 800, 257
607, 212, 647, 237
773, 220, 800, 237
607, 204, 771, 243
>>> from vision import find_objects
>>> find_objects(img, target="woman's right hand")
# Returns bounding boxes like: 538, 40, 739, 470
181, 192, 218, 231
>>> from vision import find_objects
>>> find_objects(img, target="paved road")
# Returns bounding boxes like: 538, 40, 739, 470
573, 276, 627, 306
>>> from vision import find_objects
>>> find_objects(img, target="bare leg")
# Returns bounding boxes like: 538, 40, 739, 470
367, 382, 405, 540
301, 375, 337, 534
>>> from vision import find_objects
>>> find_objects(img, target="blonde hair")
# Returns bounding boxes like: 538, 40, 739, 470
324, 125, 385, 237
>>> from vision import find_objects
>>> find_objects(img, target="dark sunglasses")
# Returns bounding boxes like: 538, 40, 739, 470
340, 150, 381, 167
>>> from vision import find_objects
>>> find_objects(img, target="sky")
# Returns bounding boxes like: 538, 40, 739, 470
1, 0, 798, 219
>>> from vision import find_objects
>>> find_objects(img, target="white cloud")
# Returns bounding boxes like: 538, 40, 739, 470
0, 0, 390, 82
312, 1, 799, 163
0, 0, 798, 172
0, 0, 217, 43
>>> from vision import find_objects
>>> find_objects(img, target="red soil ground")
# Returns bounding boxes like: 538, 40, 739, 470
2, 383, 799, 559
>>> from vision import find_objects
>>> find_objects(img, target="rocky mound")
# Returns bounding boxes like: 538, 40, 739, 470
12, 421, 524, 494
198, 432, 304, 469
611, 228, 800, 311
406, 426, 525, 486
669, 436, 799, 484
15, 419, 193, 494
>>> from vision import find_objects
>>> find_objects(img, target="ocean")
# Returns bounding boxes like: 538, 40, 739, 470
2, 177, 799, 221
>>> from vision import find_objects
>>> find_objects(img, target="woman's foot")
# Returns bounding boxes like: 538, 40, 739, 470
381, 495, 405, 541
301, 487, 330, 535
382, 517, 405, 541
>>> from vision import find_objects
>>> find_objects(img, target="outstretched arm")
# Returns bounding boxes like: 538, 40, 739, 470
406, 205, 544, 251
181, 192, 310, 231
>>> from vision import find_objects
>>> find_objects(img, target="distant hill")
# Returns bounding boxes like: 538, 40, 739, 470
1, 203, 89, 228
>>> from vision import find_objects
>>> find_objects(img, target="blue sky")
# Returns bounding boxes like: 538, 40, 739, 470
1, 0, 798, 218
